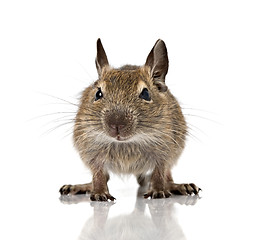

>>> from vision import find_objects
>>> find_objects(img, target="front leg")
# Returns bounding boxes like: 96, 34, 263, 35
144, 166, 172, 199
90, 169, 115, 202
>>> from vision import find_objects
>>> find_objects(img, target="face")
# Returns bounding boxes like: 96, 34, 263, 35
74, 39, 172, 146
78, 67, 165, 144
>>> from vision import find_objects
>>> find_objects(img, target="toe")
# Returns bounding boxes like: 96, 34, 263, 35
189, 183, 201, 195
164, 190, 172, 198
90, 192, 115, 202
185, 184, 194, 195
60, 185, 71, 195
144, 190, 172, 199
106, 194, 116, 201
153, 191, 165, 199
144, 192, 152, 199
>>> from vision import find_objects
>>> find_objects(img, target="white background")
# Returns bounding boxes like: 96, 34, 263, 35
1, 1, 264, 239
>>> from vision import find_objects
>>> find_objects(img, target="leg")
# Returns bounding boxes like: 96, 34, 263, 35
136, 173, 150, 187
90, 169, 115, 201
144, 166, 172, 199
165, 170, 201, 195
59, 171, 115, 201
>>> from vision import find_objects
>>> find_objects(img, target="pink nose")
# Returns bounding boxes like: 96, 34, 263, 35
105, 110, 132, 138
110, 124, 125, 130
109, 124, 125, 137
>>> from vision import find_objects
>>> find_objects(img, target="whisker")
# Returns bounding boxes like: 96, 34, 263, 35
184, 113, 220, 124
28, 112, 77, 122
41, 121, 75, 137
137, 123, 184, 150
38, 92, 80, 107
137, 119, 202, 142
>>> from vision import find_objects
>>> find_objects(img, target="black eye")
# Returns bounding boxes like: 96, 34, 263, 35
95, 88, 103, 101
139, 88, 151, 101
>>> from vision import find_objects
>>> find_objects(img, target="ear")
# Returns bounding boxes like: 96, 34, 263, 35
95, 38, 109, 76
145, 39, 168, 92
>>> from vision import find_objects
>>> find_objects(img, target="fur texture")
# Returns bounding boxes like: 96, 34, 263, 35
60, 39, 200, 201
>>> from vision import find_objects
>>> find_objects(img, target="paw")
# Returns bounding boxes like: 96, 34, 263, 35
144, 189, 172, 199
90, 192, 116, 202
170, 183, 201, 195
59, 183, 91, 195
60, 185, 79, 195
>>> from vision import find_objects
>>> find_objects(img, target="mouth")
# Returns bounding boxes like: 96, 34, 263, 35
107, 129, 132, 142
115, 135, 130, 142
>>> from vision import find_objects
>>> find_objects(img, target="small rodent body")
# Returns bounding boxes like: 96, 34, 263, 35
60, 39, 201, 201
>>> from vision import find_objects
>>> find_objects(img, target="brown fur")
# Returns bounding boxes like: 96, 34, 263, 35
59, 39, 200, 201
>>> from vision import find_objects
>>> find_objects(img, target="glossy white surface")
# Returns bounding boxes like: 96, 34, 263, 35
1, 0, 264, 239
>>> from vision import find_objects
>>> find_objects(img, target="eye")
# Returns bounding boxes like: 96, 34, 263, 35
95, 88, 103, 101
139, 88, 151, 101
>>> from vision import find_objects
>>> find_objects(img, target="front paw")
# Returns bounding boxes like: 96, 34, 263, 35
90, 192, 116, 202
144, 189, 171, 199
59, 185, 84, 195
170, 183, 201, 195
59, 183, 92, 195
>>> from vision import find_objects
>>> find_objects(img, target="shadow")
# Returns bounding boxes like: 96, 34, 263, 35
60, 187, 201, 240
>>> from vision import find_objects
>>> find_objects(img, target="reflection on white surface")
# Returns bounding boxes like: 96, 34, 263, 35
60, 187, 200, 240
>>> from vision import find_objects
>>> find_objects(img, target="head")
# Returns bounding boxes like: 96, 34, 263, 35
76, 39, 171, 144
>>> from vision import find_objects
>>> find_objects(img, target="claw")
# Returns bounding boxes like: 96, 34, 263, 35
90, 192, 115, 202
170, 183, 201, 196
190, 183, 201, 195
144, 190, 172, 199
59, 185, 71, 195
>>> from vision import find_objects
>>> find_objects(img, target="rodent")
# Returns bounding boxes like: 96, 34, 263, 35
60, 39, 201, 201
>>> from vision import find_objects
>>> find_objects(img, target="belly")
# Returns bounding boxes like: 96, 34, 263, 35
103, 142, 170, 175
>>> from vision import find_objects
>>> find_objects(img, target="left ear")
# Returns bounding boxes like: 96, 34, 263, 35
95, 38, 109, 77
145, 39, 168, 92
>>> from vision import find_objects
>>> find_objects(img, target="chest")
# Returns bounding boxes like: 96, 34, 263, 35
87, 142, 170, 175
105, 143, 155, 174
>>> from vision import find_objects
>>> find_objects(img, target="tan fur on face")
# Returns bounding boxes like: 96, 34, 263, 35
137, 80, 148, 93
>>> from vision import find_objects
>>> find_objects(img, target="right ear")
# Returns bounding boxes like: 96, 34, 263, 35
145, 39, 169, 92
95, 38, 109, 77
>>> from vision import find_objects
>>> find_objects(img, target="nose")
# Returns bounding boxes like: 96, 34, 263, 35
107, 118, 127, 137
105, 110, 131, 137
110, 124, 125, 131
109, 124, 125, 137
